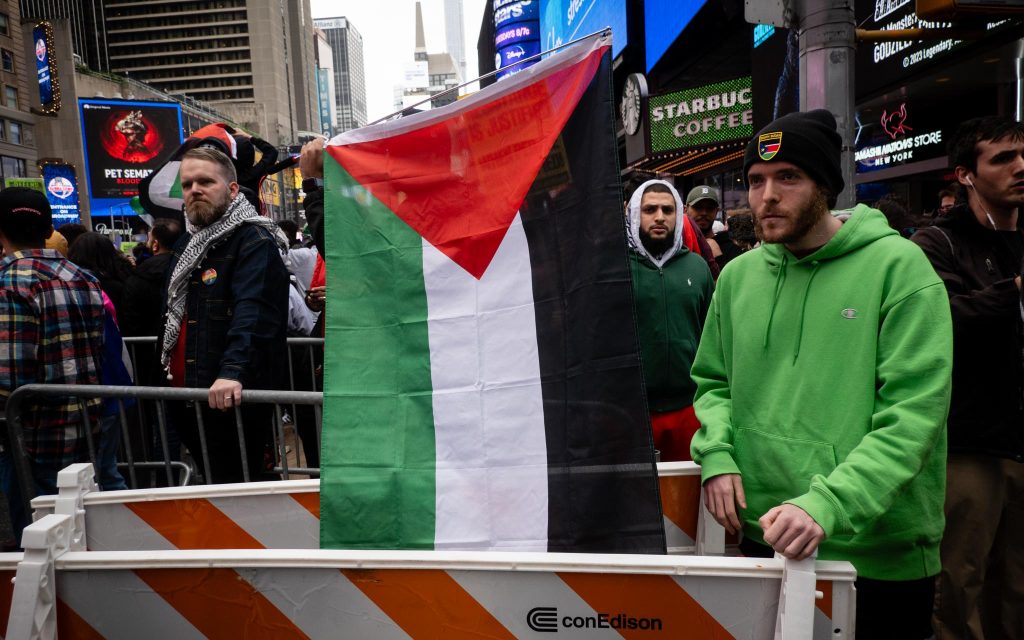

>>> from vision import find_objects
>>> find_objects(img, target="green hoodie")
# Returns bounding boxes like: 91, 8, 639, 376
691, 205, 953, 581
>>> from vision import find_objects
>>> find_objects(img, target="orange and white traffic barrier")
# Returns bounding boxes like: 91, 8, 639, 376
7, 512, 855, 639
32, 463, 727, 556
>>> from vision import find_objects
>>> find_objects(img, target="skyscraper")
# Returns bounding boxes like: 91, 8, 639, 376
402, 2, 460, 111
20, 0, 110, 73
23, 0, 319, 145
314, 17, 367, 132
444, 0, 467, 82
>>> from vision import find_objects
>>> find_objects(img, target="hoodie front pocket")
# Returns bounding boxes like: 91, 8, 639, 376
734, 427, 838, 509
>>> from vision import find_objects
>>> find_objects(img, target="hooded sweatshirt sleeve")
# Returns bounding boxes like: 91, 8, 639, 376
785, 277, 953, 537
689, 288, 741, 480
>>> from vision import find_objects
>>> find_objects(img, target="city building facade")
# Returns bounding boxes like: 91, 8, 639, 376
314, 17, 367, 133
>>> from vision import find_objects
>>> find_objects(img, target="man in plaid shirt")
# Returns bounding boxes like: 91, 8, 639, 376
0, 188, 104, 544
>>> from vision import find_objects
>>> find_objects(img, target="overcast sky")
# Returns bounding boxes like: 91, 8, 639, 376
310, 0, 488, 123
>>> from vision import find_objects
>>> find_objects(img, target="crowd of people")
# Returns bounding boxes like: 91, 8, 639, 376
0, 108, 1019, 637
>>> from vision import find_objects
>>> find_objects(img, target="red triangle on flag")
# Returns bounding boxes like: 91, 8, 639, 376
328, 48, 604, 279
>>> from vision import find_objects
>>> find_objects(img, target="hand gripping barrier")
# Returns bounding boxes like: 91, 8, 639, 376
13, 464, 856, 639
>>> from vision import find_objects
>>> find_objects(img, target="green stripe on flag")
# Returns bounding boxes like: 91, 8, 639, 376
320, 156, 437, 550
169, 174, 182, 199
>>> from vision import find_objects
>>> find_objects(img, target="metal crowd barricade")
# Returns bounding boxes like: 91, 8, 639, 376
122, 335, 325, 475
3, 384, 322, 526
122, 337, 324, 393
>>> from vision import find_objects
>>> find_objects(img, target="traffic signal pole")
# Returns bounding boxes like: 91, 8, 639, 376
797, 0, 857, 208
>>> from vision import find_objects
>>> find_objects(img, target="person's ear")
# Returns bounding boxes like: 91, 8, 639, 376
954, 166, 974, 189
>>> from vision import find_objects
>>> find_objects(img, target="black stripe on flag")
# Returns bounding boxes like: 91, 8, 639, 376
519, 51, 666, 554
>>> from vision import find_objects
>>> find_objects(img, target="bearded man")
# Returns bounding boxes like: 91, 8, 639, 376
160, 147, 289, 483
625, 180, 713, 461
689, 110, 954, 638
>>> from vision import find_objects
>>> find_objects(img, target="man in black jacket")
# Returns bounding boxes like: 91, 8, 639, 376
161, 147, 289, 483
912, 116, 1024, 639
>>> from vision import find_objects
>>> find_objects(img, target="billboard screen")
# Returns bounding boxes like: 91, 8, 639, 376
540, 0, 627, 59
648, 76, 753, 153
79, 99, 182, 215
854, 0, 1021, 98
495, 0, 541, 81
33, 23, 57, 110
644, 0, 705, 72
41, 164, 82, 227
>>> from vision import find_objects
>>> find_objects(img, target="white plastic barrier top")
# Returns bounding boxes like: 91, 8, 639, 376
31, 462, 730, 555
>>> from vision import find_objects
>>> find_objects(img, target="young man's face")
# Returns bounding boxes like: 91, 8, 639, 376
966, 137, 1024, 211
638, 191, 676, 255
180, 158, 239, 227
688, 200, 719, 235
747, 161, 829, 245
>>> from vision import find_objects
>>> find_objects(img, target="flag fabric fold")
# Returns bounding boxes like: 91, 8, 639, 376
321, 32, 666, 555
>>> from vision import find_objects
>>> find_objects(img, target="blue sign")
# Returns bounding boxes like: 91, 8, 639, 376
753, 24, 776, 48
497, 40, 542, 69
496, 22, 539, 48
540, 0, 627, 59
645, 0, 706, 72
33, 24, 54, 108
317, 68, 332, 136
494, 0, 539, 28
495, 0, 541, 80
41, 164, 81, 227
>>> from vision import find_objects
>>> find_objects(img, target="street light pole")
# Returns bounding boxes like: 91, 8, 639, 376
746, 0, 857, 208
798, 0, 857, 208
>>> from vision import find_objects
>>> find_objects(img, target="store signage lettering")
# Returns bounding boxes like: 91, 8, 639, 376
854, 131, 942, 166
873, 0, 910, 21
648, 77, 753, 153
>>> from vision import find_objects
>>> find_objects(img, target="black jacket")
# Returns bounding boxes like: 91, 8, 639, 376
164, 224, 289, 390
911, 205, 1024, 461
121, 252, 173, 338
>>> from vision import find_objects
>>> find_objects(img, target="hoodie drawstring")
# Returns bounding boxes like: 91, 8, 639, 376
762, 254, 788, 349
792, 262, 821, 363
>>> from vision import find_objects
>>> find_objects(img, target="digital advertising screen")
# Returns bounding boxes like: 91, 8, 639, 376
33, 23, 57, 110
41, 163, 82, 227
539, 0, 627, 59
644, 0, 705, 72
78, 99, 183, 216
495, 0, 541, 80
854, 0, 1022, 98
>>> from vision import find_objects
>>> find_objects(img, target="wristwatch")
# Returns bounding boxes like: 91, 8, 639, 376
302, 177, 324, 193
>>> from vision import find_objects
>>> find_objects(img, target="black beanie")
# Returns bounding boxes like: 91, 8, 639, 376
743, 109, 844, 204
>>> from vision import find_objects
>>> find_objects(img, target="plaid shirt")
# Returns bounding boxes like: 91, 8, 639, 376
0, 249, 104, 467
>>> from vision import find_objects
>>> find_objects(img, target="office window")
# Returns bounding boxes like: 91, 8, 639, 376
8, 121, 20, 145
4, 86, 15, 109
1, 156, 25, 179
1, 49, 12, 73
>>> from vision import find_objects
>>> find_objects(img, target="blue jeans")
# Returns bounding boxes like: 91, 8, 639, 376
0, 450, 62, 548
97, 414, 127, 491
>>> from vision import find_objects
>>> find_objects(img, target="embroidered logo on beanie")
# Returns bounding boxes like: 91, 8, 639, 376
758, 131, 782, 161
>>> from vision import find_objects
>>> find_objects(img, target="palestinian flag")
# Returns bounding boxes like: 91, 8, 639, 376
321, 33, 665, 554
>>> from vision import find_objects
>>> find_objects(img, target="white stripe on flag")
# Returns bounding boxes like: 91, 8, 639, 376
424, 212, 549, 551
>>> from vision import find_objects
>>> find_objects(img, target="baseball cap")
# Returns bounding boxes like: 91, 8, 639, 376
0, 187, 52, 231
686, 185, 720, 207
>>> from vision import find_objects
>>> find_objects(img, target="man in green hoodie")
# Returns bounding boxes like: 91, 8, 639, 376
690, 110, 953, 638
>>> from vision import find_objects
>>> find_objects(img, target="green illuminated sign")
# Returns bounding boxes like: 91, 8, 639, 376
649, 77, 753, 153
